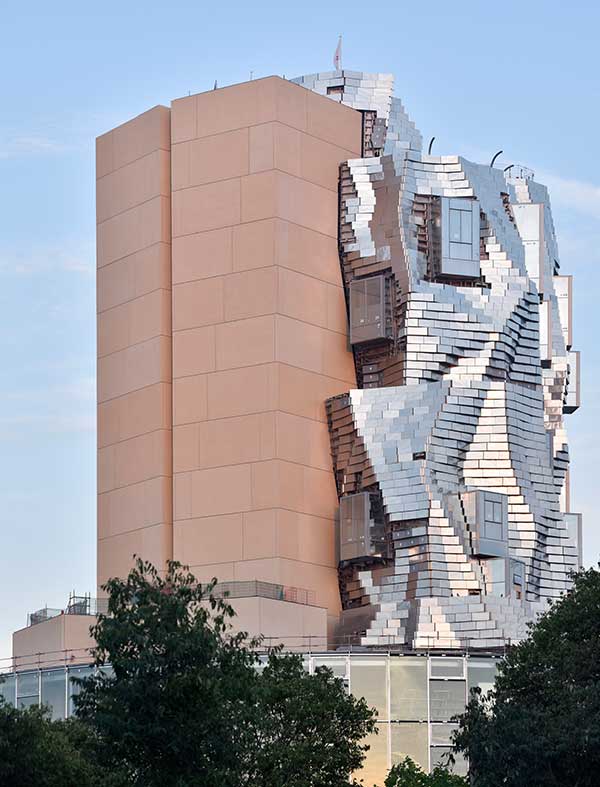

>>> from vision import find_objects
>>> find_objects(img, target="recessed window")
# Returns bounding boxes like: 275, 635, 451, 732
349, 276, 389, 345
440, 198, 481, 278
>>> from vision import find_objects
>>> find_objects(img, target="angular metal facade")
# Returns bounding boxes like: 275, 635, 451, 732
292, 70, 581, 649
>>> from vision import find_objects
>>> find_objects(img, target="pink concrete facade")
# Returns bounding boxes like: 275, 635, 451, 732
96, 106, 173, 590
96, 77, 361, 637
13, 615, 96, 670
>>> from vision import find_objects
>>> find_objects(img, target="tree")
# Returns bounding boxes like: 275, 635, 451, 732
453, 566, 600, 787
249, 652, 376, 786
0, 697, 123, 787
383, 757, 467, 787
75, 558, 376, 786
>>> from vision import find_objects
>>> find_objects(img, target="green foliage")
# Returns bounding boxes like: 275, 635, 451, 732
453, 566, 600, 787
0, 699, 123, 787
383, 756, 467, 787
74, 558, 376, 786
248, 652, 375, 787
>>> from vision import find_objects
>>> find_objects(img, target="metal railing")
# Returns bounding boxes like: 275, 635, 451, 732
27, 594, 109, 627
504, 163, 535, 181
212, 580, 317, 607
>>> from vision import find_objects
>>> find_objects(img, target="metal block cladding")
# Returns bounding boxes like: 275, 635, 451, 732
292, 69, 583, 648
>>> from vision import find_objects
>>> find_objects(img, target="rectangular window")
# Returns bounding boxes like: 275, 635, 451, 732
349, 276, 388, 345
391, 722, 429, 770
0, 674, 16, 706
41, 669, 67, 721
16, 671, 39, 703
429, 680, 466, 721
430, 657, 464, 679
350, 658, 388, 720
390, 658, 428, 720
467, 659, 498, 696
359, 724, 390, 787
440, 198, 481, 278
430, 723, 458, 746
68, 666, 93, 717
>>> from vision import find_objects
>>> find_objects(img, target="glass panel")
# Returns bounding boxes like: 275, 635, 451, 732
449, 209, 462, 242
467, 659, 498, 697
0, 674, 16, 705
484, 519, 503, 541
350, 280, 366, 328
365, 277, 383, 326
68, 666, 93, 716
41, 669, 67, 721
358, 724, 389, 787
18, 695, 40, 710
16, 671, 39, 699
391, 722, 428, 770
460, 208, 472, 243
430, 723, 458, 745
312, 657, 348, 680
485, 558, 507, 596
449, 241, 473, 260
351, 658, 388, 720
430, 657, 464, 679
390, 658, 427, 720
430, 747, 468, 776
429, 680, 466, 721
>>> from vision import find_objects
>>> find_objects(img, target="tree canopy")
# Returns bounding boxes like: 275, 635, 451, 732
0, 698, 123, 787
74, 558, 377, 786
453, 566, 600, 787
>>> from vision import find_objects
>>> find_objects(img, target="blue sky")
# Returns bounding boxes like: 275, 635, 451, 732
1, 0, 599, 662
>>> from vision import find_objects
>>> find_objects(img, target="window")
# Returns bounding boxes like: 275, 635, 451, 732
440, 198, 481, 278
16, 671, 39, 709
480, 493, 507, 547
511, 560, 525, 599
339, 492, 385, 561
359, 725, 389, 787
350, 658, 388, 720
349, 276, 388, 345
429, 680, 466, 721
391, 723, 429, 770
430, 723, 458, 745
468, 659, 498, 696
430, 657, 464, 679
68, 666, 93, 716
0, 674, 15, 706
390, 658, 428, 721
41, 669, 66, 721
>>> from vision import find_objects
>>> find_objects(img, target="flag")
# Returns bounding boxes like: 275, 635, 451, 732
333, 36, 342, 70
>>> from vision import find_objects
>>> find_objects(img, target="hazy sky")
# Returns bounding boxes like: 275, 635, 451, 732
1, 0, 599, 662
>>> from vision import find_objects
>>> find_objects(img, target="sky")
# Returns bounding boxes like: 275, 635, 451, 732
1, 0, 599, 663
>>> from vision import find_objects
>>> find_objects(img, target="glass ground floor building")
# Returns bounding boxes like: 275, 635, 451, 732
0, 651, 500, 784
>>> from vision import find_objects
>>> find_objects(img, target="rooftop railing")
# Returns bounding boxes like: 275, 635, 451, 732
504, 163, 535, 181
27, 595, 109, 627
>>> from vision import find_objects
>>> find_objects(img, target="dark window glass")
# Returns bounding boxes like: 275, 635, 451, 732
0, 674, 16, 705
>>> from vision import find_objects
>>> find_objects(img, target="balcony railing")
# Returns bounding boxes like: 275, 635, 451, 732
212, 580, 317, 607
